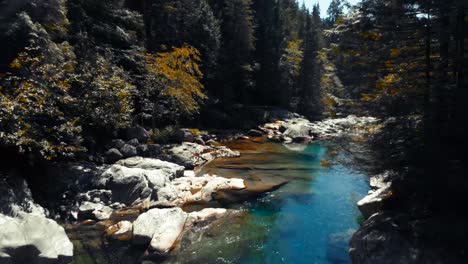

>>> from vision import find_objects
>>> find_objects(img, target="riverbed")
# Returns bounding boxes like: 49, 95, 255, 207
166, 139, 369, 264
68, 139, 369, 264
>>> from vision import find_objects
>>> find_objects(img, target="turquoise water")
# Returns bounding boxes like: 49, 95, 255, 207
187, 141, 369, 264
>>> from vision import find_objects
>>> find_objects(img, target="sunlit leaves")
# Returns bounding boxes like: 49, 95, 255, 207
145, 45, 206, 115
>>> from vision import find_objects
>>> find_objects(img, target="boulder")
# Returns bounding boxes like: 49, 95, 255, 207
100, 158, 185, 205
173, 129, 195, 143
137, 144, 149, 156
247, 129, 263, 137
108, 139, 126, 150
165, 142, 240, 169
283, 122, 311, 140
116, 157, 184, 178
78, 201, 113, 221
194, 137, 205, 146
188, 208, 227, 224
75, 189, 112, 204
0, 213, 73, 264
105, 221, 133, 241
127, 138, 140, 147
146, 144, 161, 157
127, 126, 150, 143
132, 208, 188, 253
357, 184, 392, 219
155, 174, 245, 206
349, 212, 414, 264
104, 148, 123, 163
120, 144, 138, 158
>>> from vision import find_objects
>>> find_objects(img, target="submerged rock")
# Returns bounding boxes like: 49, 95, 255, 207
0, 213, 73, 264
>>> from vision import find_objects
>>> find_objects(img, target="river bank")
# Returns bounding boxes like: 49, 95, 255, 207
1, 112, 380, 264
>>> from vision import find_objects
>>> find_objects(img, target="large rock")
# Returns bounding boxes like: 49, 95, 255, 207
102, 165, 151, 205
156, 174, 245, 207
104, 148, 123, 163
120, 144, 138, 158
105, 221, 133, 241
78, 201, 113, 221
133, 208, 188, 253
357, 184, 392, 219
349, 212, 414, 264
173, 129, 195, 143
0, 213, 73, 264
100, 157, 184, 205
127, 126, 150, 143
282, 121, 312, 142
165, 142, 240, 169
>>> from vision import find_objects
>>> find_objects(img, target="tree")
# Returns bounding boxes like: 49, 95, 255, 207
0, 43, 84, 160
327, 0, 344, 25
144, 45, 205, 117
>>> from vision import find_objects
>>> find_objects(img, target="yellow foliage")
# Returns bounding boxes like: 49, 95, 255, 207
145, 44, 205, 115
390, 48, 402, 57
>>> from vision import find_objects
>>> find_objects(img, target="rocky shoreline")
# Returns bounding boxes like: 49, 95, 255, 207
0, 113, 380, 263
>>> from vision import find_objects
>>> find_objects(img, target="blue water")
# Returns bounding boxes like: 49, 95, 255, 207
198, 141, 369, 264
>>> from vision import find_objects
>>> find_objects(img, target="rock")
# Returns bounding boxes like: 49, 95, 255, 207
100, 158, 185, 205
349, 212, 414, 264
370, 172, 392, 190
137, 144, 149, 156
116, 157, 184, 178
165, 142, 240, 169
127, 126, 150, 143
132, 208, 188, 253
283, 122, 311, 139
155, 174, 245, 206
188, 208, 227, 224
120, 144, 138, 158
104, 148, 123, 163
0, 174, 47, 217
194, 137, 205, 146
108, 139, 125, 150
357, 184, 392, 219
105, 221, 133, 241
248, 129, 263, 137
205, 139, 216, 146
75, 189, 112, 205
102, 165, 152, 205
78, 201, 113, 221
147, 144, 161, 157
127, 138, 140, 147
174, 129, 195, 143
0, 213, 73, 264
